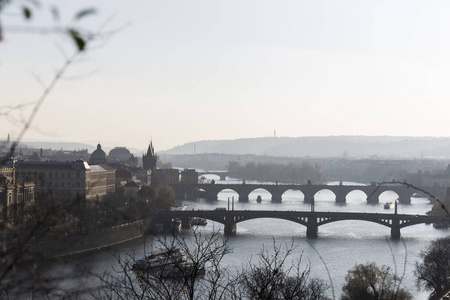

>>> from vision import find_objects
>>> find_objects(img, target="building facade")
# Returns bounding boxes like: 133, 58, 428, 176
15, 160, 115, 203
180, 169, 199, 184
0, 166, 35, 226
152, 168, 180, 187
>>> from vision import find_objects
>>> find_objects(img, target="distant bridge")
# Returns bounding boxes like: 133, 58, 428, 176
197, 171, 229, 181
172, 183, 447, 204
155, 209, 447, 239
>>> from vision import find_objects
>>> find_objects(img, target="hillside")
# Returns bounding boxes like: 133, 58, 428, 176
161, 136, 450, 158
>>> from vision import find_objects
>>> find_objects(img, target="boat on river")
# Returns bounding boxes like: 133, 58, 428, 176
191, 217, 207, 226
133, 248, 187, 270
132, 248, 205, 278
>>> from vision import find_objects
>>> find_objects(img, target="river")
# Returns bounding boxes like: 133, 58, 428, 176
45, 178, 449, 299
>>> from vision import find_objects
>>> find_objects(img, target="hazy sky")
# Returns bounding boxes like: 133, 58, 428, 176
2, 0, 450, 151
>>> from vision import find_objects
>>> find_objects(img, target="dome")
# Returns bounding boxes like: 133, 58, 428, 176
108, 147, 131, 163
90, 143, 107, 164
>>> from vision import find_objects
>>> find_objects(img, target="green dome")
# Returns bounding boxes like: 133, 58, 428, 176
90, 143, 107, 163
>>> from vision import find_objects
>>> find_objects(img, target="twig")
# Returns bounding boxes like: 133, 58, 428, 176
306, 240, 335, 300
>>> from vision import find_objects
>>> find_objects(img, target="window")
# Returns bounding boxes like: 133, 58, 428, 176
55, 172, 58, 177
49, 172, 53, 178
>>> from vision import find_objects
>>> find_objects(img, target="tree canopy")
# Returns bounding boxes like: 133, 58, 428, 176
341, 262, 412, 300
415, 237, 450, 300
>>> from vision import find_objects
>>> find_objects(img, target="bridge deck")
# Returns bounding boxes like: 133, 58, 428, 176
155, 210, 446, 239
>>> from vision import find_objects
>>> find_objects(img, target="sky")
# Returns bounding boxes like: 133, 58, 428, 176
2, 0, 450, 152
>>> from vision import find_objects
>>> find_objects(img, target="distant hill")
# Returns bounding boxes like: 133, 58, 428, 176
19, 141, 96, 152
161, 136, 450, 158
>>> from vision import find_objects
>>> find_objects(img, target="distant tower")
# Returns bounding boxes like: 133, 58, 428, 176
343, 150, 348, 158
143, 140, 157, 170
7, 133, 10, 145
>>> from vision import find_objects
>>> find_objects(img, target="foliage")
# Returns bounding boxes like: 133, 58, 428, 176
93, 228, 232, 300
237, 240, 330, 300
415, 237, 450, 300
0, 0, 96, 51
152, 186, 175, 212
341, 262, 412, 300
93, 232, 332, 300
137, 185, 156, 202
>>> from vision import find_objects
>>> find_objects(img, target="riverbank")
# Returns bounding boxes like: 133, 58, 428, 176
27, 219, 150, 258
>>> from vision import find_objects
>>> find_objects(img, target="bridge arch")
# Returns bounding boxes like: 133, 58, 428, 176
198, 172, 228, 181
217, 188, 239, 202
232, 217, 309, 235
378, 190, 400, 203
198, 174, 221, 183
281, 189, 305, 203
314, 189, 337, 203
345, 189, 368, 204
319, 217, 392, 228
248, 188, 272, 202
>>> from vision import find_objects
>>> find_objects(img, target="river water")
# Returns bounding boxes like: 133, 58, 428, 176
48, 179, 449, 299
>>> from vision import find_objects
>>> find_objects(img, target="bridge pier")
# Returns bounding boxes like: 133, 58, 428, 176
224, 221, 237, 236
306, 217, 318, 238
397, 193, 412, 204
390, 220, 400, 240
205, 190, 218, 201
304, 192, 315, 204
271, 192, 283, 203
238, 191, 249, 202
335, 192, 346, 204
367, 191, 381, 203
180, 217, 191, 229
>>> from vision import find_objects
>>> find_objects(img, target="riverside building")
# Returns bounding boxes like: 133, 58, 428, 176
15, 160, 115, 203
0, 166, 35, 226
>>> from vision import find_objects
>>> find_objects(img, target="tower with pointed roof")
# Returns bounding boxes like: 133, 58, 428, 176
142, 141, 157, 170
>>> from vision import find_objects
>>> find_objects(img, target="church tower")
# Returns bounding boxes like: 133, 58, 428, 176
143, 141, 157, 170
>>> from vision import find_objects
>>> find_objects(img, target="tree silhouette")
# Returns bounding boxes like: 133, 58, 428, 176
415, 237, 450, 300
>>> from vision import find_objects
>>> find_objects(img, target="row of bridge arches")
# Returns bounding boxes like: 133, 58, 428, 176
211, 188, 423, 203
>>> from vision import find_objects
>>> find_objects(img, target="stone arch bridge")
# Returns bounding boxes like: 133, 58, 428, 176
172, 183, 446, 204
155, 209, 447, 239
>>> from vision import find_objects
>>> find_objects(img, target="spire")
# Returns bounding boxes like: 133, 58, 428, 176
147, 139, 155, 156
143, 139, 157, 170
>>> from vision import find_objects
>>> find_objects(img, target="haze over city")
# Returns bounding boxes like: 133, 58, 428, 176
2, 1, 450, 151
